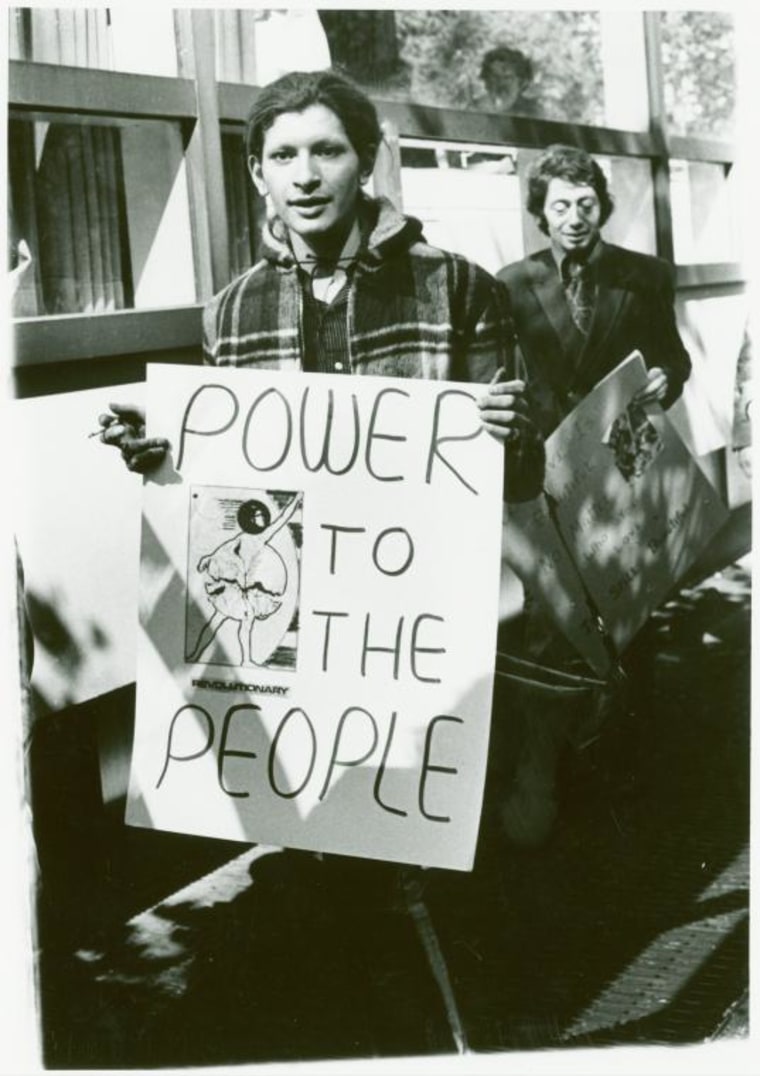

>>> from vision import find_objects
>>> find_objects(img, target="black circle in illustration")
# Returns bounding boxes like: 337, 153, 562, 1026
237, 499, 271, 534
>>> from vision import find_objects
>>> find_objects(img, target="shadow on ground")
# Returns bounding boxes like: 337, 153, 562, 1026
30, 564, 750, 1067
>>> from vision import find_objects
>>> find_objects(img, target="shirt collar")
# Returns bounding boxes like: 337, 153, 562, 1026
552, 236, 603, 282
288, 219, 363, 278
261, 195, 423, 269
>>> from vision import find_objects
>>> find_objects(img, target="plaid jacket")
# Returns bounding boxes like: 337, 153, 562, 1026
203, 196, 543, 501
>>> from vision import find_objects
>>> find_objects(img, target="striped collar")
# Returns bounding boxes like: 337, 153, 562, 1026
260, 195, 423, 271
289, 219, 362, 303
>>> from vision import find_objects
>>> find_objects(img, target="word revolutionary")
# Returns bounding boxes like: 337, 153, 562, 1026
191, 679, 290, 696
174, 381, 484, 494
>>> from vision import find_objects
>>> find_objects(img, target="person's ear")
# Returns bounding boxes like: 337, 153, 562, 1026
359, 148, 377, 186
249, 155, 268, 197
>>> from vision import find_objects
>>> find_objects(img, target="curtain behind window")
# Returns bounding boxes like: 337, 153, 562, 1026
8, 7, 132, 315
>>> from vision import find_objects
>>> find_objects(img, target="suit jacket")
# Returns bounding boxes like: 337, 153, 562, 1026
497, 242, 691, 436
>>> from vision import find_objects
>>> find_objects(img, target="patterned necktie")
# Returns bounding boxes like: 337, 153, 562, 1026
565, 259, 595, 336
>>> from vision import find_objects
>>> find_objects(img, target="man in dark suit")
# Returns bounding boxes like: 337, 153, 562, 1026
498, 143, 690, 437
492, 145, 691, 846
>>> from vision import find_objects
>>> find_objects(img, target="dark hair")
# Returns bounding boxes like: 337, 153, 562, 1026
237, 499, 271, 534
526, 144, 614, 233
245, 69, 382, 173
480, 46, 533, 86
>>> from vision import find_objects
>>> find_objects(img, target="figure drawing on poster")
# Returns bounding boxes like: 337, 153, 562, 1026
186, 487, 302, 670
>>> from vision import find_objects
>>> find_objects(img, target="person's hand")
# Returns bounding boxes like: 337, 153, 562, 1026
476, 373, 538, 446
97, 402, 170, 473
632, 366, 669, 407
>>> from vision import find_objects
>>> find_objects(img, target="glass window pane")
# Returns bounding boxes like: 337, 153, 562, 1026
670, 160, 742, 265
321, 10, 607, 126
594, 156, 656, 256
215, 9, 331, 84
9, 116, 196, 317
660, 11, 736, 140
400, 140, 525, 274
9, 6, 179, 77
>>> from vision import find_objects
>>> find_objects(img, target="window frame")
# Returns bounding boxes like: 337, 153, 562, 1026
9, 9, 742, 377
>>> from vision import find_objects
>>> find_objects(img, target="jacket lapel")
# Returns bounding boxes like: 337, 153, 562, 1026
527, 250, 585, 366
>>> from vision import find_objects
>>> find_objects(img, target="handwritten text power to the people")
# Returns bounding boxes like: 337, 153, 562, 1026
132, 367, 503, 869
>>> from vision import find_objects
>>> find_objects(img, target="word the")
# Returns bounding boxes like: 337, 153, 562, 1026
310, 610, 446, 681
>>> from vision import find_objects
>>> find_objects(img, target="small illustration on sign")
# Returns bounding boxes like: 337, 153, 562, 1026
185, 486, 302, 670
604, 401, 663, 481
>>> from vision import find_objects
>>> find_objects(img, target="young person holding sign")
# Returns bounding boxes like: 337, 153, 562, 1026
98, 70, 545, 860
100, 69, 543, 502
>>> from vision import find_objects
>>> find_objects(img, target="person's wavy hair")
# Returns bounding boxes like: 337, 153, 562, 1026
245, 69, 382, 175
480, 46, 533, 86
526, 144, 614, 234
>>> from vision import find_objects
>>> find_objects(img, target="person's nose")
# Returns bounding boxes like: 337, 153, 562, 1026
567, 203, 584, 228
293, 151, 320, 191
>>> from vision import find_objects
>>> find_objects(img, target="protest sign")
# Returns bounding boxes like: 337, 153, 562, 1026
126, 365, 504, 871
506, 353, 730, 672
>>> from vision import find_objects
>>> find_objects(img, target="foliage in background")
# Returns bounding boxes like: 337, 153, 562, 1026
395, 9, 604, 123
660, 10, 735, 138
319, 8, 736, 137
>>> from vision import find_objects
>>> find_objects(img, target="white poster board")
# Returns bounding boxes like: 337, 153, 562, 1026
126, 365, 504, 871
11, 384, 144, 710
506, 353, 730, 672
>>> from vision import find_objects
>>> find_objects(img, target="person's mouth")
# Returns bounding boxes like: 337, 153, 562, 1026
289, 196, 330, 217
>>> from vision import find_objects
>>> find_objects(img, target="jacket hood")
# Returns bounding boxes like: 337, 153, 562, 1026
259, 195, 425, 270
